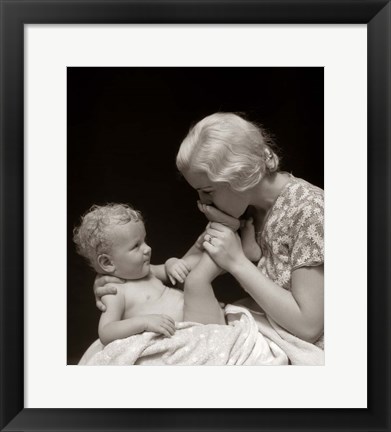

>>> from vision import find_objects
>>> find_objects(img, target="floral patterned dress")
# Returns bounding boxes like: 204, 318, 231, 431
257, 175, 324, 290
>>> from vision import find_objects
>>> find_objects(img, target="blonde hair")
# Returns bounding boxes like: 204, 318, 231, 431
176, 112, 279, 191
73, 203, 143, 271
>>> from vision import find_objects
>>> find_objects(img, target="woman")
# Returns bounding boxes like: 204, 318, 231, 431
176, 112, 324, 343
95, 112, 324, 344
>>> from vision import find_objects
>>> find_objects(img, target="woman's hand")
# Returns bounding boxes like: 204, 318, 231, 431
197, 201, 240, 231
194, 230, 207, 250
203, 222, 247, 273
94, 274, 125, 312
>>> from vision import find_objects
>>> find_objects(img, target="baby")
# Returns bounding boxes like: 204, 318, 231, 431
74, 203, 261, 346
73, 203, 225, 346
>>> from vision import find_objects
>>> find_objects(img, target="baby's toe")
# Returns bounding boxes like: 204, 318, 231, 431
242, 218, 256, 235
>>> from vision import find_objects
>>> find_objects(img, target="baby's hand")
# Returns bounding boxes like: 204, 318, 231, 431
143, 314, 176, 337
165, 258, 191, 285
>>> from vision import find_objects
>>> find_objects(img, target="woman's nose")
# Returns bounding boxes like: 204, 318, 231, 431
144, 244, 151, 255
198, 192, 212, 205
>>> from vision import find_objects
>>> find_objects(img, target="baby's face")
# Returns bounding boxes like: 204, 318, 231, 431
109, 221, 151, 280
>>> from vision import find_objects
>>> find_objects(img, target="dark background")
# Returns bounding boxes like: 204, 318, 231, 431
67, 67, 324, 364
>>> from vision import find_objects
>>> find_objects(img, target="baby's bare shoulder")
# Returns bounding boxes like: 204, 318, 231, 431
117, 280, 141, 295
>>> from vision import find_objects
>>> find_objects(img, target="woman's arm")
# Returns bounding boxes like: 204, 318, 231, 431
203, 223, 324, 342
230, 261, 324, 342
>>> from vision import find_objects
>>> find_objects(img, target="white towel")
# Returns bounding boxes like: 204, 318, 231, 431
79, 305, 288, 366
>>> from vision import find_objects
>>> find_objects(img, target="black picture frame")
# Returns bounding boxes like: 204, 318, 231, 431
1, 0, 390, 431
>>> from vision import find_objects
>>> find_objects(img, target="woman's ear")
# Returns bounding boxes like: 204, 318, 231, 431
97, 254, 115, 273
265, 149, 278, 172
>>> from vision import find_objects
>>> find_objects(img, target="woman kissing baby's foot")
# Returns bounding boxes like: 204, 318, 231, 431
197, 201, 240, 231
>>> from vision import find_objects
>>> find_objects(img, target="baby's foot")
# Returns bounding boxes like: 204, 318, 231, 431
240, 218, 262, 262
197, 201, 240, 231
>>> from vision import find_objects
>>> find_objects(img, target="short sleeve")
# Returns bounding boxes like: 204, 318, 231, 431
291, 197, 324, 270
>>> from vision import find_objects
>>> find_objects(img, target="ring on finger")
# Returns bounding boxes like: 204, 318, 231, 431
208, 234, 214, 244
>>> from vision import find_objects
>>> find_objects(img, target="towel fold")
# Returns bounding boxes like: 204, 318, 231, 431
79, 305, 289, 366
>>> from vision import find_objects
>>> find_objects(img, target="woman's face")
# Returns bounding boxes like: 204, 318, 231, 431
183, 168, 250, 218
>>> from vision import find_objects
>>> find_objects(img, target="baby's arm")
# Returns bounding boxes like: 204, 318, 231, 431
98, 291, 176, 345
153, 232, 206, 286
164, 237, 205, 284
98, 292, 144, 345
150, 264, 169, 282
152, 260, 192, 286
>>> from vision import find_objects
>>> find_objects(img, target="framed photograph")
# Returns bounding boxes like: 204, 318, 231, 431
68, 66, 325, 368
1, 0, 390, 431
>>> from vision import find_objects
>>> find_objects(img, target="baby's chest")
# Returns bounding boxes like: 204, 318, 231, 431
124, 286, 162, 309
123, 287, 184, 321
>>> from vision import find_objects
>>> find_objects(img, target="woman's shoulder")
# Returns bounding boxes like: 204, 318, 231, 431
283, 176, 324, 208
286, 178, 324, 234
263, 174, 324, 234
268, 175, 323, 231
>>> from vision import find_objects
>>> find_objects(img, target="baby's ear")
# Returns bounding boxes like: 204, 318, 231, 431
97, 254, 115, 273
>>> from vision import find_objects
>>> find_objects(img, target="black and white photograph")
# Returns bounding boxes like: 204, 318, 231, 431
3, 0, 391, 428
2, 0, 390, 428
67, 67, 324, 366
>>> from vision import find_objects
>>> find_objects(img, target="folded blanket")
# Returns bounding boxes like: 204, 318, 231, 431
251, 312, 324, 365
79, 305, 288, 366
232, 298, 324, 365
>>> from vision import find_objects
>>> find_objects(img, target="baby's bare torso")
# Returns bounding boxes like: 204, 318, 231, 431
118, 275, 184, 322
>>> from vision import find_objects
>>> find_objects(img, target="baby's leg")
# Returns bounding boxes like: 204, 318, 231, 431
240, 218, 262, 262
183, 252, 225, 325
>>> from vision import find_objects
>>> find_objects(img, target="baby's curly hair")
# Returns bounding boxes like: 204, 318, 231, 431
73, 203, 143, 271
